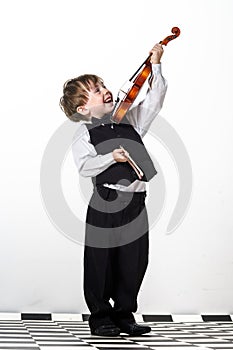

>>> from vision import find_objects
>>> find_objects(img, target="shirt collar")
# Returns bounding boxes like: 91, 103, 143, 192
91, 114, 112, 127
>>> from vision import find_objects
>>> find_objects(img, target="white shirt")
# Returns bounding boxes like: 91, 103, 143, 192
72, 64, 167, 192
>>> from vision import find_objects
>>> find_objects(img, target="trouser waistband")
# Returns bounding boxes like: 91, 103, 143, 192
94, 185, 147, 200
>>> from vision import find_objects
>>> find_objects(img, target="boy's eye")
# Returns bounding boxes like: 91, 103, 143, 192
95, 87, 100, 93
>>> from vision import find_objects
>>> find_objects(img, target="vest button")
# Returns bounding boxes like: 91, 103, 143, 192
116, 134, 121, 137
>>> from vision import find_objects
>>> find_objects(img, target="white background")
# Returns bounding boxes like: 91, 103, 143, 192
0, 0, 233, 314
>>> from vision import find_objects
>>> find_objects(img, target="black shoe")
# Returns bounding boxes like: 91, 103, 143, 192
91, 324, 121, 336
117, 321, 151, 336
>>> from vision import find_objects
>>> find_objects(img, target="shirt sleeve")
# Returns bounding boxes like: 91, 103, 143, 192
72, 123, 116, 177
125, 63, 168, 138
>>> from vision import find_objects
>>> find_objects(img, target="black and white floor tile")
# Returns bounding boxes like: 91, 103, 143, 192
0, 314, 233, 349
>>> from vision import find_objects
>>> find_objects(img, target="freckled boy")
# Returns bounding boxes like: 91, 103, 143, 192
60, 44, 167, 336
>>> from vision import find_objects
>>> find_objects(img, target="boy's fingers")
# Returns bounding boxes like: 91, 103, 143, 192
150, 44, 163, 52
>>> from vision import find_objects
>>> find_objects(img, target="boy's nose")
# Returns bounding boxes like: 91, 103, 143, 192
102, 87, 108, 93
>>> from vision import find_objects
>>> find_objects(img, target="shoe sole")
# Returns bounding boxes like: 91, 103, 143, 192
91, 328, 121, 337
124, 328, 151, 336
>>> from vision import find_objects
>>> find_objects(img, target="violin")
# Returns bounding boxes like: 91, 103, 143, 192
110, 27, 181, 124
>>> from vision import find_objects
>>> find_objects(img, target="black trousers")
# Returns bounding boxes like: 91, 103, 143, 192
84, 186, 149, 330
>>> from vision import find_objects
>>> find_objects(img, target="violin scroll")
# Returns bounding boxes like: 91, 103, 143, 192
160, 27, 181, 46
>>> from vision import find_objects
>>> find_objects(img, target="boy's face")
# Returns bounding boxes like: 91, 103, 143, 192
79, 80, 114, 118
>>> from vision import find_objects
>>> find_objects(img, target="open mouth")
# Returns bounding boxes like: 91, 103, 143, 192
104, 94, 113, 103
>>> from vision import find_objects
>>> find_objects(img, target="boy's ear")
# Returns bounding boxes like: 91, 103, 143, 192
77, 106, 90, 116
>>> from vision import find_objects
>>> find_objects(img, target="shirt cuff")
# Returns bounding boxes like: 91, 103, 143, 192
101, 152, 117, 166
151, 63, 162, 75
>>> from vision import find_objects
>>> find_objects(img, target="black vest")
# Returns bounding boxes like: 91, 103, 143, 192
86, 115, 157, 186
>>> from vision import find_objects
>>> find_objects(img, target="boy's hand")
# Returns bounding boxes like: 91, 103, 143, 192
149, 43, 164, 64
112, 148, 129, 162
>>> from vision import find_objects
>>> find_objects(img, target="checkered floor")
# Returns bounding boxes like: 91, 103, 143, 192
1, 320, 233, 349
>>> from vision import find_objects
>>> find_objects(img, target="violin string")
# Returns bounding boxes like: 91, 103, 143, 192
129, 54, 152, 82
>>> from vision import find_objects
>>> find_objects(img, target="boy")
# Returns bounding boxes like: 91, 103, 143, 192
60, 44, 167, 336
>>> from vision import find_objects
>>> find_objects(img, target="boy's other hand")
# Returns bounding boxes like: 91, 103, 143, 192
112, 148, 129, 162
149, 43, 164, 64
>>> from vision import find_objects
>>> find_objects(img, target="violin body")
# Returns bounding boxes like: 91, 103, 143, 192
111, 27, 180, 124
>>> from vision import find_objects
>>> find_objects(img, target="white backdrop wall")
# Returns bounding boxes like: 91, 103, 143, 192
0, 0, 233, 314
